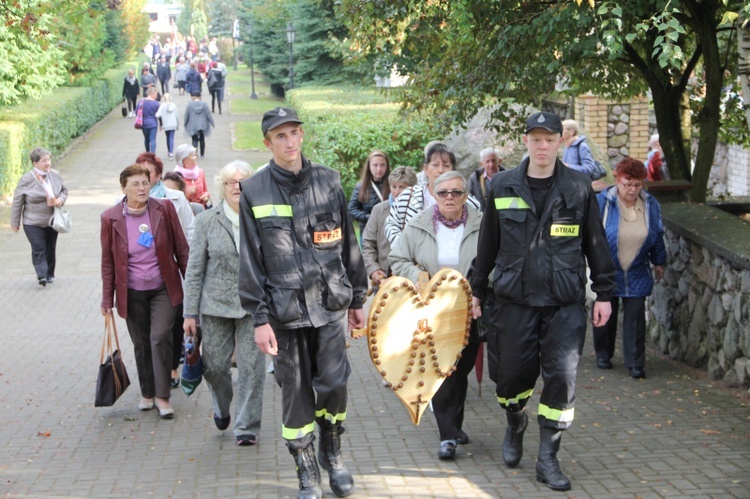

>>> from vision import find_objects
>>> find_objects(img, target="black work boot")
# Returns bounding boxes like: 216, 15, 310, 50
536, 427, 571, 491
503, 409, 528, 467
288, 440, 322, 499
318, 424, 355, 497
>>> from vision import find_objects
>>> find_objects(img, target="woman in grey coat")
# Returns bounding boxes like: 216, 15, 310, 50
10, 147, 69, 286
184, 92, 215, 158
183, 161, 266, 446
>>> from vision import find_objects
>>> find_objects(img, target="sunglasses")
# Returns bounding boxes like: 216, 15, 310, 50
436, 189, 466, 199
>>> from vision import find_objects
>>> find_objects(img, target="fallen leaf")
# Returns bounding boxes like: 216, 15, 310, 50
700, 429, 721, 435
36, 431, 51, 437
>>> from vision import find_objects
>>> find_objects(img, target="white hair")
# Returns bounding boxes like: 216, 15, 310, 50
216, 161, 254, 200
479, 147, 499, 161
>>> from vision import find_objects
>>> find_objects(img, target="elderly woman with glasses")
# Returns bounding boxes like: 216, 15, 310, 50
388, 170, 482, 461
594, 157, 667, 379
183, 161, 266, 446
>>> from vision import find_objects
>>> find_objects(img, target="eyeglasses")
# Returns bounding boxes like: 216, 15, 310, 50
224, 180, 240, 186
436, 189, 466, 199
620, 181, 643, 190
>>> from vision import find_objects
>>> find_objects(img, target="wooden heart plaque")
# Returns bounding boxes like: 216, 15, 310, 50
352, 268, 472, 424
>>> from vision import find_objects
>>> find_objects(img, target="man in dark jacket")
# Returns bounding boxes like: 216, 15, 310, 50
156, 56, 172, 96
467, 147, 504, 211
469, 111, 616, 492
238, 107, 367, 499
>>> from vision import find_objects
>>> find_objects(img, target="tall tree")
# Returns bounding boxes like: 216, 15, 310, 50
237, 0, 369, 95
207, 0, 239, 38
119, 0, 150, 56
0, 0, 67, 105
338, 0, 750, 202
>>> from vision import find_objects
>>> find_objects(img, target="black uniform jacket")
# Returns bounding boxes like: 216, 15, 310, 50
238, 156, 367, 329
469, 158, 615, 307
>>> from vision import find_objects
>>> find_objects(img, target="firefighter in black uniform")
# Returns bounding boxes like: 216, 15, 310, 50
468, 112, 616, 491
238, 107, 367, 499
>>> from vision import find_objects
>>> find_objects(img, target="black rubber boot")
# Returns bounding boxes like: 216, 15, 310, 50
503, 409, 528, 467
536, 427, 571, 491
318, 424, 355, 497
288, 440, 322, 499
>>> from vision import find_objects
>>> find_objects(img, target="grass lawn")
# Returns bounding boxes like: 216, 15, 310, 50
233, 121, 264, 150
231, 97, 282, 115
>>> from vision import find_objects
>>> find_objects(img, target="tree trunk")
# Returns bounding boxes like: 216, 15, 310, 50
652, 84, 692, 183
689, 5, 723, 203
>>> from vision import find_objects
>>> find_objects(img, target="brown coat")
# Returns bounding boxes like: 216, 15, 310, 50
100, 197, 189, 319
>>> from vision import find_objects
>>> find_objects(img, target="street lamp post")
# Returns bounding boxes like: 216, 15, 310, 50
232, 19, 239, 71
249, 23, 257, 99
286, 22, 296, 90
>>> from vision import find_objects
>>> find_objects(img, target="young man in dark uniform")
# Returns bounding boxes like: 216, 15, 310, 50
468, 112, 616, 491
238, 107, 367, 499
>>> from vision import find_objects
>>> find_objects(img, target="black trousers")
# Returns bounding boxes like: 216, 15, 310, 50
23, 225, 58, 279
159, 78, 170, 96
493, 302, 587, 430
480, 288, 500, 383
191, 131, 205, 157
124, 286, 176, 399
125, 95, 137, 112
593, 297, 646, 369
432, 339, 480, 441
272, 316, 351, 450
210, 89, 221, 113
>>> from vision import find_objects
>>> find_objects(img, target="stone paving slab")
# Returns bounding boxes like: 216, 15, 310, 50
1, 78, 749, 498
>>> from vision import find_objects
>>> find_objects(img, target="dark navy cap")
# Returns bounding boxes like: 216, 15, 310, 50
525, 112, 563, 134
261, 107, 303, 135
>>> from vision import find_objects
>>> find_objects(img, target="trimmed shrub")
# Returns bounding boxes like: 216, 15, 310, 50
287, 87, 442, 197
0, 61, 137, 196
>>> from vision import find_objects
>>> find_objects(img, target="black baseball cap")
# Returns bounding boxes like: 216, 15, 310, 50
525, 112, 563, 135
261, 107, 303, 135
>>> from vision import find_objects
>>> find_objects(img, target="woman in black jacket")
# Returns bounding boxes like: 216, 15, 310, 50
122, 69, 140, 118
348, 150, 391, 241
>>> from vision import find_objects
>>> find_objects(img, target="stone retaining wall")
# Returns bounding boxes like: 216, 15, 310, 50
647, 202, 750, 388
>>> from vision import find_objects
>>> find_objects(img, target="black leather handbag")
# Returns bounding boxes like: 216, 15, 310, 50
95, 314, 131, 407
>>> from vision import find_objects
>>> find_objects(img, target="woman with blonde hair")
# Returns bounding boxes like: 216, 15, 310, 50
183, 161, 267, 445
156, 93, 179, 160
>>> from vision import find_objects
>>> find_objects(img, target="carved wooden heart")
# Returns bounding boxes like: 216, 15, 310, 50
352, 268, 472, 424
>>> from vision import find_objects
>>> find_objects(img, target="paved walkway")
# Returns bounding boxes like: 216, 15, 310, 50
1, 78, 749, 498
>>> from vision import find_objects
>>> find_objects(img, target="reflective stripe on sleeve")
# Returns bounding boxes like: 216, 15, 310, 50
495, 197, 531, 210
252, 204, 293, 218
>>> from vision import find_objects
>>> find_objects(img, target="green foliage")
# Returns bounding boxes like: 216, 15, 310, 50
0, 0, 67, 105
237, 0, 370, 96
120, 0, 151, 57
0, 61, 134, 196
288, 86, 441, 196
208, 0, 238, 38
192, 8, 209, 40
336, 0, 749, 202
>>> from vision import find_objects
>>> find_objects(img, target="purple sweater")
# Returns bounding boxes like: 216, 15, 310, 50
125, 209, 165, 291
140, 99, 161, 129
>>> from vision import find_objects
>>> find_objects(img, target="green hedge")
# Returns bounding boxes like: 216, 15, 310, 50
0, 60, 140, 197
287, 87, 442, 197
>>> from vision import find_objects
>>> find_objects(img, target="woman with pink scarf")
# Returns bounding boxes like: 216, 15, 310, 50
174, 144, 211, 208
